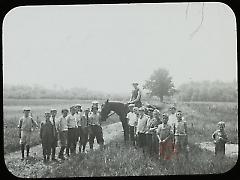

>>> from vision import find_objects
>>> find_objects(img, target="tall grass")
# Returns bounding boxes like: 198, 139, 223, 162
47, 137, 237, 177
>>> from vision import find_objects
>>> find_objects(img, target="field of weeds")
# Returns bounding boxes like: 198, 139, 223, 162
47, 137, 237, 177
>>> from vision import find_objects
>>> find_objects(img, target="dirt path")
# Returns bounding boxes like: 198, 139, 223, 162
4, 122, 123, 178
195, 142, 238, 158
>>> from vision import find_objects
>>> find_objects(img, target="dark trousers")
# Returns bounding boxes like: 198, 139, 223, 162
51, 136, 57, 159
78, 126, 88, 152
89, 125, 104, 149
137, 133, 146, 148
146, 133, 153, 155
129, 126, 136, 145
66, 128, 77, 155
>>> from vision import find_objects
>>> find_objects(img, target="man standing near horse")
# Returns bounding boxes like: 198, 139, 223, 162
128, 82, 142, 108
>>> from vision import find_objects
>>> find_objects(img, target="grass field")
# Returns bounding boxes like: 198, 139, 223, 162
45, 101, 238, 176
3, 98, 119, 154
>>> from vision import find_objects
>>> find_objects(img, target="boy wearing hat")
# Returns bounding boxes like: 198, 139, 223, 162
88, 104, 104, 151
128, 82, 142, 108
136, 107, 148, 153
212, 121, 228, 157
66, 106, 78, 156
18, 107, 38, 160
40, 112, 54, 163
56, 109, 69, 160
126, 104, 138, 146
50, 109, 58, 161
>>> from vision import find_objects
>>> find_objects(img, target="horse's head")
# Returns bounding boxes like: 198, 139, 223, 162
100, 99, 111, 121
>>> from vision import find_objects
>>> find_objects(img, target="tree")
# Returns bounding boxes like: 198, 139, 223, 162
143, 68, 175, 102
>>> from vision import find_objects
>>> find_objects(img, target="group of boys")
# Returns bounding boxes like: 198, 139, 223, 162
18, 101, 104, 163
18, 101, 228, 162
126, 104, 189, 160
127, 103, 229, 159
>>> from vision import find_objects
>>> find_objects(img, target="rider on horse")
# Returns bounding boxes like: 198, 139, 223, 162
128, 82, 142, 108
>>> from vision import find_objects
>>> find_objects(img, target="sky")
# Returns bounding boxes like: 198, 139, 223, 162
3, 2, 237, 94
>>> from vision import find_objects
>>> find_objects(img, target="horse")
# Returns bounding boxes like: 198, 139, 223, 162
100, 99, 130, 143
100, 99, 163, 143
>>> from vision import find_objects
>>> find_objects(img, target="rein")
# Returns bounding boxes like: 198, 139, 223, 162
107, 112, 116, 118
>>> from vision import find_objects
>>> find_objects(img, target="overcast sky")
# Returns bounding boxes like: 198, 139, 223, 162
3, 2, 237, 94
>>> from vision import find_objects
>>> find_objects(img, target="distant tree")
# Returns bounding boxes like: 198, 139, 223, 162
143, 68, 175, 102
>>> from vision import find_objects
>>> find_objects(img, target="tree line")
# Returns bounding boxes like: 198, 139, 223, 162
175, 80, 237, 102
3, 84, 128, 101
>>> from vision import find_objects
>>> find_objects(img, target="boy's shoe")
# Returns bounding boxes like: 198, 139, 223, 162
21, 157, 24, 161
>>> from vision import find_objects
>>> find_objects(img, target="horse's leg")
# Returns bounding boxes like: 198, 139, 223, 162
121, 117, 129, 143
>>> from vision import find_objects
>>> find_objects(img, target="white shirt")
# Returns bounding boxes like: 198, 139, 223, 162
56, 115, 68, 131
136, 114, 148, 133
168, 113, 177, 127
66, 114, 77, 128
75, 112, 84, 126
126, 111, 137, 126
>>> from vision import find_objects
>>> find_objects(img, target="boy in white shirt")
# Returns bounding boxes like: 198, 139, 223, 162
66, 106, 78, 156
126, 104, 138, 146
136, 107, 148, 152
168, 106, 177, 127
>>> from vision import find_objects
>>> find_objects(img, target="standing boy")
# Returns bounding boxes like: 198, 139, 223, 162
66, 106, 78, 156
79, 108, 90, 153
40, 112, 54, 163
145, 108, 155, 155
56, 109, 69, 160
212, 121, 228, 158
156, 113, 174, 160
126, 104, 138, 146
173, 110, 189, 159
50, 109, 58, 161
75, 104, 83, 153
18, 107, 38, 160
88, 104, 104, 151
136, 107, 148, 153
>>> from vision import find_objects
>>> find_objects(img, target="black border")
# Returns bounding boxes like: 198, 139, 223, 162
1, 0, 239, 179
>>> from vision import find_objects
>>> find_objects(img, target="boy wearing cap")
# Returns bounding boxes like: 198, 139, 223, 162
88, 105, 104, 150
173, 110, 189, 159
136, 107, 148, 153
126, 104, 138, 146
212, 121, 228, 157
66, 106, 78, 156
50, 109, 58, 161
156, 113, 174, 160
79, 108, 90, 153
128, 83, 142, 108
40, 112, 54, 163
18, 107, 38, 160
56, 109, 69, 160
